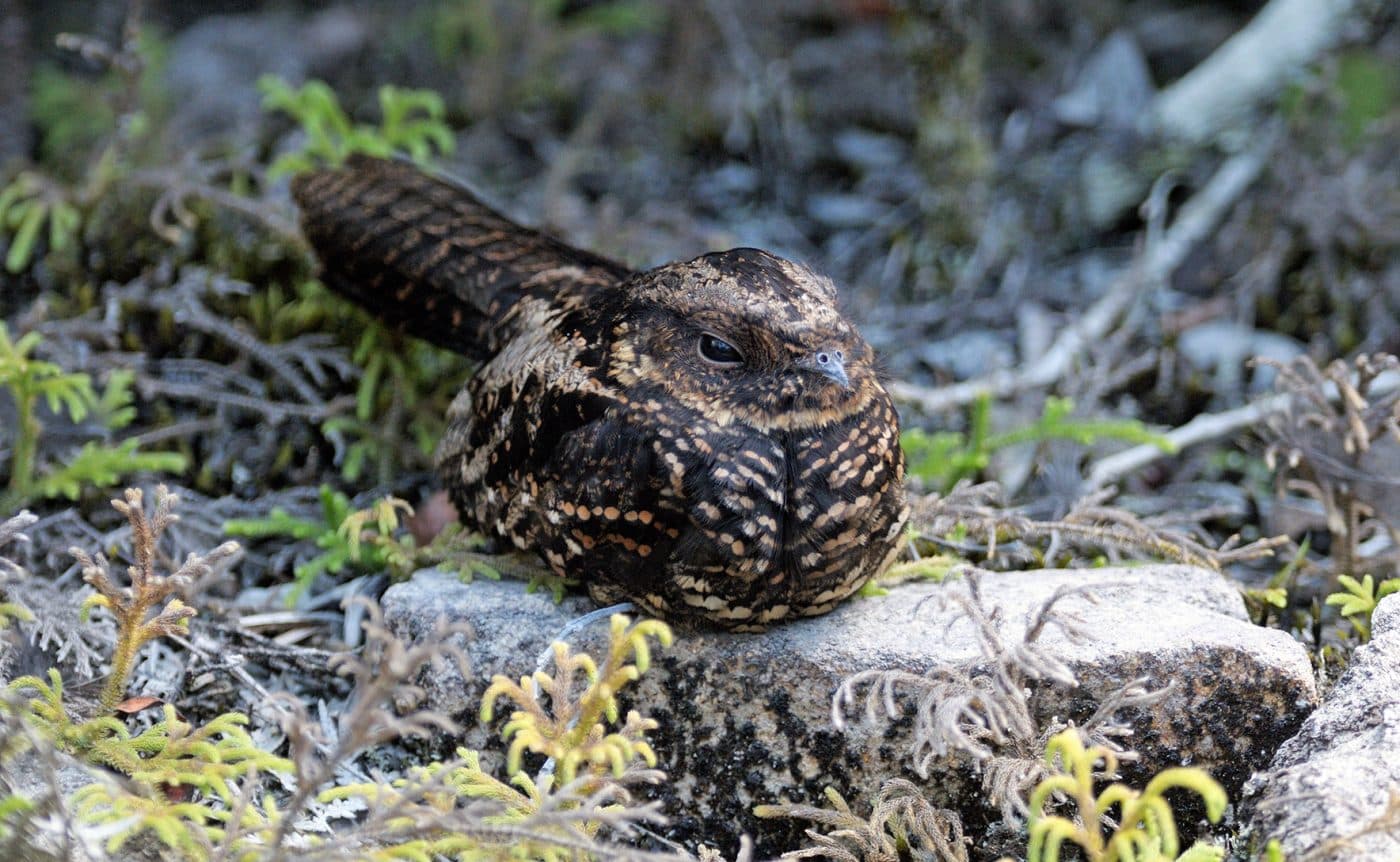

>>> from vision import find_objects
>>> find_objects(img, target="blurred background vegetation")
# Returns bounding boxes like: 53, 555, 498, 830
0, 0, 1397, 653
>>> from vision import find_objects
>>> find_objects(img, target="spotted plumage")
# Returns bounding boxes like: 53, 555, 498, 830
292, 155, 908, 630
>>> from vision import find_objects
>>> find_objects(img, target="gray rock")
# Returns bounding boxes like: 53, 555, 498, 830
1177, 321, 1305, 394
917, 329, 1015, 380
807, 192, 884, 229
1, 744, 100, 805
1053, 31, 1155, 130
383, 564, 1315, 855
164, 13, 308, 147
1242, 593, 1400, 860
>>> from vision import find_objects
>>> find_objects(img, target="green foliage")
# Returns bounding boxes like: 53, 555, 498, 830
10, 27, 169, 274
7, 669, 290, 858
73, 779, 271, 860
226, 484, 367, 600
0, 602, 32, 629
860, 544, 964, 598
1278, 47, 1399, 152
1242, 539, 1308, 627
5, 492, 672, 860
259, 77, 454, 178
28, 28, 169, 174
1334, 50, 1399, 147
225, 487, 498, 602
1026, 729, 1226, 862
11, 670, 288, 789
481, 614, 672, 787
36, 439, 187, 503
0, 171, 82, 273
1325, 573, 1400, 641
326, 320, 470, 482
416, 0, 662, 97
0, 791, 36, 838
7, 497, 276, 854
903, 396, 1174, 491
322, 614, 673, 858
524, 566, 579, 603
565, 0, 664, 34
30, 63, 122, 167
247, 280, 471, 485
1, 487, 285, 858
0, 324, 188, 511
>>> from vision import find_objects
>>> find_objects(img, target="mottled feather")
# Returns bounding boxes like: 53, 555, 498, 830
293, 156, 908, 630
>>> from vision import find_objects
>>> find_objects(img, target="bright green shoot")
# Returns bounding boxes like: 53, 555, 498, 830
259, 77, 454, 178
903, 395, 1174, 491
0, 325, 187, 511
1326, 573, 1400, 641
1027, 729, 1226, 862
0, 172, 82, 273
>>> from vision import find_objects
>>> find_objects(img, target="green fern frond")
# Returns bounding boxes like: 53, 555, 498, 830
259, 77, 454, 178
480, 615, 671, 786
1026, 729, 1225, 862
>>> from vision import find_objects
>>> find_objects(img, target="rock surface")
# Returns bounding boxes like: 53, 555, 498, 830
382, 565, 1317, 856
1242, 593, 1400, 860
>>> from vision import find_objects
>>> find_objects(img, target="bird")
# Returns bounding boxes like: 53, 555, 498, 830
291, 155, 908, 630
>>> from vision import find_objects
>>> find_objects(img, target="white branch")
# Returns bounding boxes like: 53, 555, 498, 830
1085, 371, 1400, 490
1150, 0, 1370, 143
1084, 394, 1290, 490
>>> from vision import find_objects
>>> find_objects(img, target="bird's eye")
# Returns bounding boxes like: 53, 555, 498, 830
698, 333, 744, 366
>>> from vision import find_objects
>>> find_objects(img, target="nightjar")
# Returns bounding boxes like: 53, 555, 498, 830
292, 155, 908, 630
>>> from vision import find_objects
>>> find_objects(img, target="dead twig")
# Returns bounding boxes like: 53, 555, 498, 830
1086, 368, 1400, 491
1085, 393, 1291, 490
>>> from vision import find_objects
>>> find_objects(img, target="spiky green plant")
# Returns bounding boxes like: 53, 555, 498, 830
480, 614, 672, 787
0, 172, 82, 273
320, 614, 674, 859
903, 395, 1173, 491
259, 77, 454, 178
0, 325, 187, 510
225, 488, 501, 601
1326, 573, 1400, 641
1026, 729, 1226, 862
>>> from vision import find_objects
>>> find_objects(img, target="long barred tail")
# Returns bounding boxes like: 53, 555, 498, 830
290, 155, 630, 360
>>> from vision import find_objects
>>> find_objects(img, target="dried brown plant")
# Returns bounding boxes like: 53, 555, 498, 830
757, 779, 969, 862
69, 485, 239, 710
832, 576, 1168, 823
0, 511, 37, 642
911, 482, 1286, 571
1257, 353, 1400, 582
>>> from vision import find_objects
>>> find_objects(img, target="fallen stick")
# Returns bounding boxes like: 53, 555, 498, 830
1150, 0, 1372, 143
1084, 393, 1290, 490
1085, 371, 1400, 490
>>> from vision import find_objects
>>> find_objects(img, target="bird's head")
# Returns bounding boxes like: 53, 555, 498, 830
608, 248, 881, 432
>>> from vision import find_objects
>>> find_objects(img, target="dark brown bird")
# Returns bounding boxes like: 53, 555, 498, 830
292, 155, 908, 629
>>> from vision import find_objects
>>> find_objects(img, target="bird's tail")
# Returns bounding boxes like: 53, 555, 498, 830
290, 155, 630, 359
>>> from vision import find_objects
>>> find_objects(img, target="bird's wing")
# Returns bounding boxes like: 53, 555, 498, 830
291, 154, 633, 359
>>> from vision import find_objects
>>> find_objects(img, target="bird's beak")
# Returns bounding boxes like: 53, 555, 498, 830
798, 348, 850, 389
